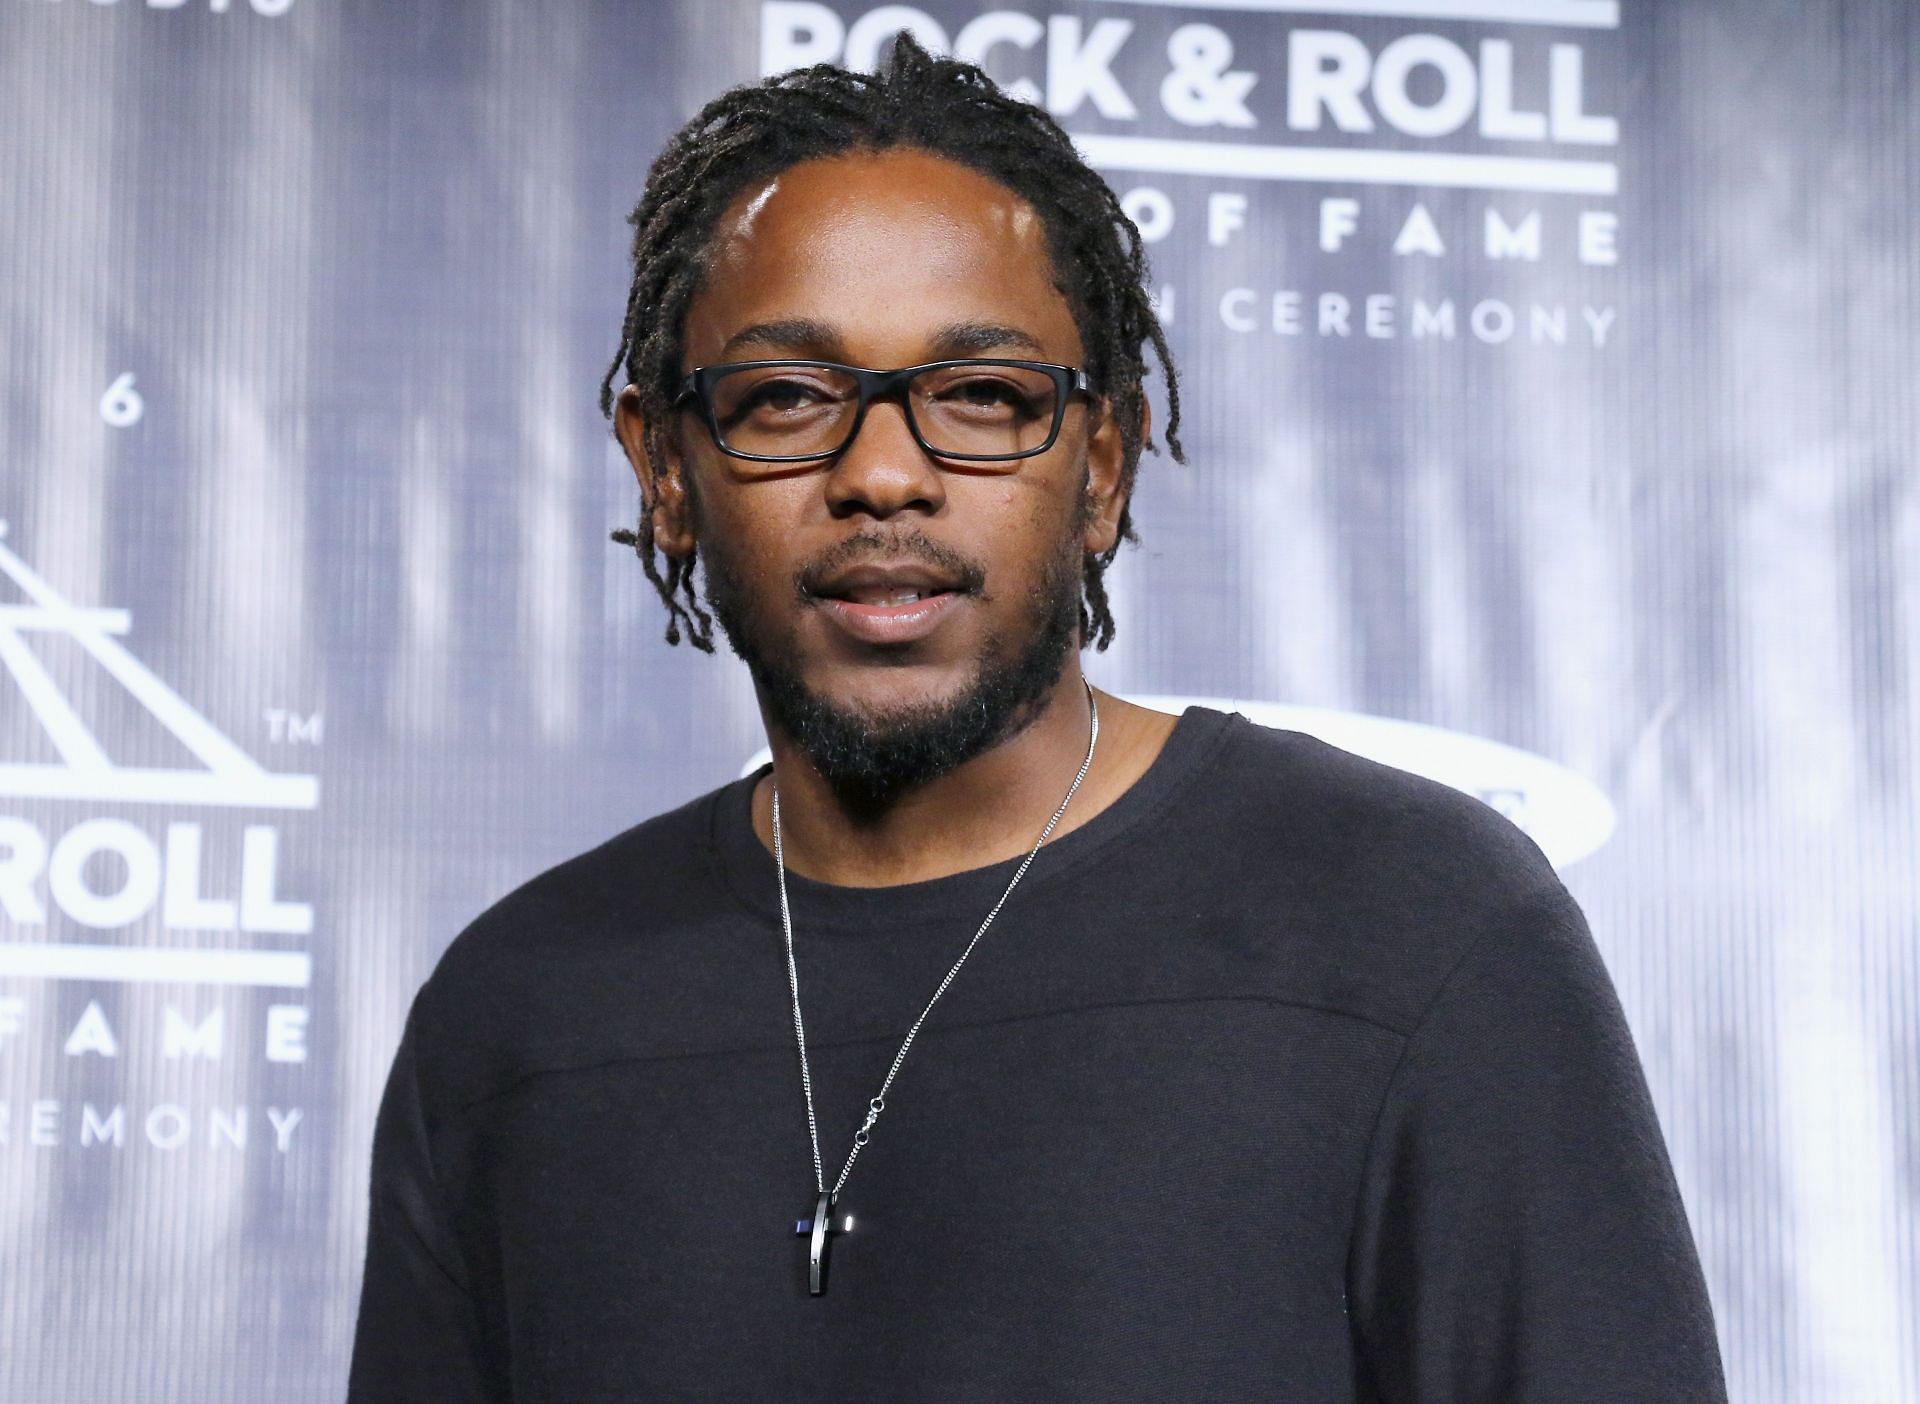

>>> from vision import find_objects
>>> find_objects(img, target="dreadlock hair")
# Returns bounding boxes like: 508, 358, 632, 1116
598, 31, 1183, 654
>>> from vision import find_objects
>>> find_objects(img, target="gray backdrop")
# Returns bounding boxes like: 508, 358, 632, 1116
1, 1, 1914, 1400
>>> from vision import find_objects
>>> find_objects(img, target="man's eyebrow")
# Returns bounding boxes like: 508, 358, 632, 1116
927, 322, 1048, 358
711, 318, 1050, 364
716, 318, 845, 361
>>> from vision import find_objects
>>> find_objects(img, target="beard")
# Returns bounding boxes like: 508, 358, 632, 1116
698, 511, 1086, 813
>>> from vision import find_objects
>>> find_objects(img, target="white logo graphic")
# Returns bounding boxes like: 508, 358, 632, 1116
1132, 695, 1614, 868
0, 522, 315, 810
738, 693, 1615, 868
0, 522, 314, 989
764, 1, 1621, 196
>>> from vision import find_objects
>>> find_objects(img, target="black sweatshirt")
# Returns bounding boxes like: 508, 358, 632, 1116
347, 706, 1727, 1402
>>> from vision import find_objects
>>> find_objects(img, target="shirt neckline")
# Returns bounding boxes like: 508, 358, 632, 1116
707, 704, 1239, 937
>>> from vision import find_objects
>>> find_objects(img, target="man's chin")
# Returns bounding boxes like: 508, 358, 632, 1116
755, 663, 1035, 810
794, 662, 983, 727
756, 613, 1077, 807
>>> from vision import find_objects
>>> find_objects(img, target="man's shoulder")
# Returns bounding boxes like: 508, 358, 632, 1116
1185, 710, 1575, 1031
412, 777, 735, 1030
1202, 708, 1559, 884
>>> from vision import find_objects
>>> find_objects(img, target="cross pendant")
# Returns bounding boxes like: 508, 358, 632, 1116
793, 1192, 853, 1296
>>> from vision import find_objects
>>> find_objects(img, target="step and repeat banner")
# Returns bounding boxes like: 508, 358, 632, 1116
1, 1, 1914, 1399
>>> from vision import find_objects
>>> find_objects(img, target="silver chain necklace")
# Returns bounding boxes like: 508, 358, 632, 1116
774, 677, 1100, 1295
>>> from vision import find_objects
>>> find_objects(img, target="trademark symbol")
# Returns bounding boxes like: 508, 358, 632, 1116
263, 709, 323, 746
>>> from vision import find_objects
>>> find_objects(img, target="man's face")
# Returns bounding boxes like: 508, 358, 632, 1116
619, 148, 1126, 800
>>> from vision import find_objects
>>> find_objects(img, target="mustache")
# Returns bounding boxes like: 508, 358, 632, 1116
793, 527, 989, 600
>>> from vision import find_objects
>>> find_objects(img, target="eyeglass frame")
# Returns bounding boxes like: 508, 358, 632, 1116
673, 357, 1099, 465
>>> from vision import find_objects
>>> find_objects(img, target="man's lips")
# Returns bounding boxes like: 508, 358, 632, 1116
801, 553, 979, 646
814, 589, 963, 646
807, 558, 970, 601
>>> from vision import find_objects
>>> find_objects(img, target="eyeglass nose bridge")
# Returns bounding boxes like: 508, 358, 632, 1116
834, 364, 942, 460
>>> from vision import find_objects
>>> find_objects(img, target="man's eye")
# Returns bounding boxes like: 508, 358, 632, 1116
938, 378, 1035, 413
744, 379, 827, 413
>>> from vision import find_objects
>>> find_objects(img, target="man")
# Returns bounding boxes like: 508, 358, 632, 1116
348, 37, 1726, 1402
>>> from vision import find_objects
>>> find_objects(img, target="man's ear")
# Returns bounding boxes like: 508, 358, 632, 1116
1079, 394, 1139, 557
614, 384, 696, 558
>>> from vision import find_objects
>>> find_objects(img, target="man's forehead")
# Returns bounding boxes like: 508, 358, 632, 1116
709, 149, 1048, 258
685, 148, 1078, 361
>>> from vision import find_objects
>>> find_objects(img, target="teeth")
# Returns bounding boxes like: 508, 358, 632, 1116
843, 587, 930, 605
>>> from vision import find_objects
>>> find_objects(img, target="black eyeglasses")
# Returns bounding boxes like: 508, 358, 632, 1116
675, 358, 1096, 466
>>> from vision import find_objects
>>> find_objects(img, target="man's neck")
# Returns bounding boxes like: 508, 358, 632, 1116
750, 667, 1179, 888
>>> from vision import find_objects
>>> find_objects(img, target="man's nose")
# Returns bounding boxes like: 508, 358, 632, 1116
821, 398, 947, 520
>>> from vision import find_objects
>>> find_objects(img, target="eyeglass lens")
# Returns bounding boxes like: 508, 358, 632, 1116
707, 363, 1061, 461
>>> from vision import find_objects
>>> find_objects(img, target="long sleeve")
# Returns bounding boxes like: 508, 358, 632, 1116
346, 1006, 504, 1403
1346, 882, 1727, 1402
